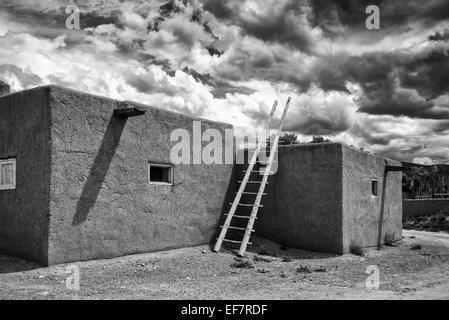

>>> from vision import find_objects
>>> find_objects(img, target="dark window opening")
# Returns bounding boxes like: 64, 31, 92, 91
372, 179, 378, 196
149, 164, 172, 184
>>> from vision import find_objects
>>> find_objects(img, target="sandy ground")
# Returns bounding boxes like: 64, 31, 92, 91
1, 229, 449, 300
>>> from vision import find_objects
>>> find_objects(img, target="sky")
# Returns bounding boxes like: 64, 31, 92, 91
0, 0, 448, 164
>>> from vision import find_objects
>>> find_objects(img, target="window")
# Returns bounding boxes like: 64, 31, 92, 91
0, 158, 16, 190
148, 163, 173, 185
371, 179, 378, 197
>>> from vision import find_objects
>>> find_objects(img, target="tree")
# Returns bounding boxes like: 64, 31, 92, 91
279, 133, 299, 145
309, 136, 331, 143
402, 165, 445, 198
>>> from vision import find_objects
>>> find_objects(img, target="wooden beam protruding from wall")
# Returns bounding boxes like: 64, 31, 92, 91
114, 102, 146, 118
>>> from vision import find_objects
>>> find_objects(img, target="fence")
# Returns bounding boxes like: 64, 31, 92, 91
403, 199, 449, 218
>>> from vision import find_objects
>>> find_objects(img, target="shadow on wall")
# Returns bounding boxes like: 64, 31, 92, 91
210, 162, 239, 250
0, 254, 42, 274
377, 164, 388, 249
72, 115, 127, 225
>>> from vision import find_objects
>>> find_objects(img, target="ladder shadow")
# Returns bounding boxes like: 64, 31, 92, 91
210, 161, 240, 249
219, 238, 339, 260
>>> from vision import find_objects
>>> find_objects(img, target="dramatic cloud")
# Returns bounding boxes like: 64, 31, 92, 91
0, 64, 43, 90
310, 45, 449, 119
283, 86, 356, 135
310, 0, 449, 36
0, 0, 448, 163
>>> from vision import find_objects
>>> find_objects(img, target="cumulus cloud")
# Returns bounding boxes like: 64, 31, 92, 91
204, 0, 320, 54
309, 46, 449, 120
310, 0, 449, 37
284, 86, 356, 135
413, 157, 435, 165
0, 0, 448, 163
0, 64, 43, 90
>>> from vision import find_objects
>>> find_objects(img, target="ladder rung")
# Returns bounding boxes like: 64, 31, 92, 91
221, 226, 255, 232
243, 170, 275, 175
226, 226, 246, 231
238, 181, 267, 184
231, 203, 263, 207
222, 239, 241, 244
240, 192, 267, 195
221, 239, 252, 245
224, 214, 255, 219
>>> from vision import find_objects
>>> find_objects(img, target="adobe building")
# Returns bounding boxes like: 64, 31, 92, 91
0, 84, 235, 266
0, 83, 403, 265
236, 144, 403, 254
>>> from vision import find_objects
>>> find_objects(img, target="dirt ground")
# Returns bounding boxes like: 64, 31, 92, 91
1, 229, 449, 300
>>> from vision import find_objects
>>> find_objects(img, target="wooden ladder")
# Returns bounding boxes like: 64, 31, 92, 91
214, 97, 291, 256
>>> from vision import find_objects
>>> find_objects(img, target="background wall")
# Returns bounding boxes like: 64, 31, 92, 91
252, 144, 345, 254
0, 87, 50, 265
234, 143, 402, 255
403, 199, 449, 218
47, 86, 234, 265
342, 145, 402, 251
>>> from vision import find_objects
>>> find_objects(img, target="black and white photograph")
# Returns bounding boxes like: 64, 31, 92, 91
1, 0, 449, 305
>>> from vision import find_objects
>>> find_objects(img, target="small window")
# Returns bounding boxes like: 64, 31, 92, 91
371, 179, 378, 197
0, 158, 16, 190
148, 163, 173, 185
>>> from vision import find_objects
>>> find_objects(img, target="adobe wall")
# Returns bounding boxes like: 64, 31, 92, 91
252, 143, 345, 254
240, 143, 402, 255
0, 87, 51, 265
47, 86, 235, 265
341, 145, 402, 251
403, 199, 449, 218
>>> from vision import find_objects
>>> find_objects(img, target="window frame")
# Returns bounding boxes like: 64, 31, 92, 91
0, 158, 16, 190
148, 163, 173, 186
371, 178, 379, 197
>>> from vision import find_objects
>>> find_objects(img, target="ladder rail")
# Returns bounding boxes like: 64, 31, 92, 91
213, 100, 278, 252
238, 97, 291, 256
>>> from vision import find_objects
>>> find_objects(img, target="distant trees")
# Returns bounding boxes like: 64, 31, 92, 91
309, 136, 331, 143
402, 164, 448, 199
279, 133, 299, 145
277, 133, 332, 145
